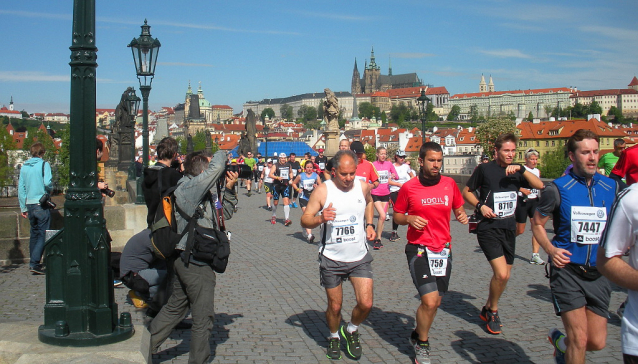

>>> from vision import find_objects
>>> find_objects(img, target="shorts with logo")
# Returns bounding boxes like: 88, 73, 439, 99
477, 228, 516, 264
272, 183, 291, 200
319, 252, 373, 289
372, 194, 390, 203
264, 182, 274, 195
405, 243, 452, 297
515, 196, 538, 223
549, 262, 611, 318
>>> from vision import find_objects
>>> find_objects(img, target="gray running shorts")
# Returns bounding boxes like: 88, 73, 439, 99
549, 262, 611, 318
319, 252, 373, 289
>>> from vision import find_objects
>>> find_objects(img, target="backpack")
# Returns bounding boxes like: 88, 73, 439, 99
150, 168, 181, 259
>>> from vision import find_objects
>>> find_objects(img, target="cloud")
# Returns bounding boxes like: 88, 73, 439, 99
288, 10, 374, 22
0, 9, 70, 20
390, 53, 436, 59
159, 62, 215, 68
578, 25, 638, 42
0, 71, 68, 82
478, 49, 532, 59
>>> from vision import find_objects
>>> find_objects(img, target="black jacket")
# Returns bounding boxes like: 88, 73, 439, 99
142, 162, 183, 228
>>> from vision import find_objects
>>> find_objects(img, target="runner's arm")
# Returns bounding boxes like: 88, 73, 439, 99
531, 210, 571, 268
462, 185, 495, 218
362, 182, 377, 241
291, 175, 301, 192
300, 184, 328, 229
598, 253, 638, 291
453, 206, 468, 224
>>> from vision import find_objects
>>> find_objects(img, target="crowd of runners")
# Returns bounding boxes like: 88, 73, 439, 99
225, 132, 638, 364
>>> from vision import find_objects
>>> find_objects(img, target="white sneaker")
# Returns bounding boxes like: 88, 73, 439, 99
530, 254, 546, 265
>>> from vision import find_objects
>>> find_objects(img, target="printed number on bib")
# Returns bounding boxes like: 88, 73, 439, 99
493, 192, 517, 218
427, 247, 449, 277
319, 162, 325, 170
302, 179, 315, 191
279, 168, 289, 180
378, 170, 389, 184
570, 206, 606, 245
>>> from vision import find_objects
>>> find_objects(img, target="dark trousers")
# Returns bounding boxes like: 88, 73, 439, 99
27, 204, 50, 269
150, 256, 216, 364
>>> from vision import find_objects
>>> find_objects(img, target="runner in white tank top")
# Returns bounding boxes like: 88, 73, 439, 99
320, 178, 368, 262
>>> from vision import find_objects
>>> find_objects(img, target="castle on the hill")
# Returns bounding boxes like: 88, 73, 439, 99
351, 47, 422, 94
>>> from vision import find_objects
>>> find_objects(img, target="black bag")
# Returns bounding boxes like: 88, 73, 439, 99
38, 162, 55, 209
190, 225, 230, 273
150, 169, 181, 259
564, 263, 602, 281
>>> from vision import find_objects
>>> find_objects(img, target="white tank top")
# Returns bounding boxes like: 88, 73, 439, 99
390, 163, 412, 193
319, 178, 368, 262
524, 166, 540, 199
263, 166, 274, 183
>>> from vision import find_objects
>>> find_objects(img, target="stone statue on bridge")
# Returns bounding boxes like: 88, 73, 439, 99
323, 88, 339, 131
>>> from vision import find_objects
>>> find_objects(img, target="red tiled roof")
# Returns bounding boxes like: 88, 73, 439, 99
212, 105, 232, 109
629, 76, 638, 87
570, 89, 638, 98
451, 87, 572, 99
517, 118, 627, 140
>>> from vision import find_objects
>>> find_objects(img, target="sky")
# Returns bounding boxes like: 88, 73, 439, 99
1, 0, 637, 115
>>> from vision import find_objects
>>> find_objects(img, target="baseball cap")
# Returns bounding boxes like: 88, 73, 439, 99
267, 159, 272, 163
231, 159, 237, 163
396, 150, 406, 157
318, 148, 324, 153
350, 141, 365, 154
279, 152, 287, 158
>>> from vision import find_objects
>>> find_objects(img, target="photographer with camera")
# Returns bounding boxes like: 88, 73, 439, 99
149, 150, 238, 364
18, 142, 53, 275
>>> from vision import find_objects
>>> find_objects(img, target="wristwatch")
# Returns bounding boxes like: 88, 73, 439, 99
366, 223, 375, 229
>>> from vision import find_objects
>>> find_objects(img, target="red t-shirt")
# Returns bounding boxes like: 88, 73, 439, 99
611, 144, 638, 186
393, 176, 465, 251
355, 160, 379, 184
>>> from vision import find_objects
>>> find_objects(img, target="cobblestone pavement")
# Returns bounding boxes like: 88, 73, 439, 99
0, 187, 626, 363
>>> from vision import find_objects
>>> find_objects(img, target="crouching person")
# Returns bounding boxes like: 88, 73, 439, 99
149, 151, 238, 364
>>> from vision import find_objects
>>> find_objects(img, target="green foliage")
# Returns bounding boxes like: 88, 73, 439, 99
358, 102, 379, 119
364, 144, 376, 163
588, 100, 602, 115
425, 103, 438, 121
527, 111, 534, 121
475, 118, 517, 158
380, 112, 387, 125
21, 110, 29, 118
260, 108, 275, 121
447, 105, 461, 121
175, 136, 187, 155
280, 104, 293, 121
539, 143, 570, 179
192, 131, 208, 152
469, 105, 479, 122
390, 102, 413, 126
0, 127, 16, 152
297, 105, 317, 122
544, 105, 553, 118
56, 126, 71, 190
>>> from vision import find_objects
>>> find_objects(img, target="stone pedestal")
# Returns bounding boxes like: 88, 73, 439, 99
324, 130, 340, 158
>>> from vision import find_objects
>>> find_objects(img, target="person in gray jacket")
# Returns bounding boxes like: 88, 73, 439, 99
149, 150, 238, 364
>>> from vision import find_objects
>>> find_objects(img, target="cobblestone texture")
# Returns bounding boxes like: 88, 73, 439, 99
0, 188, 626, 363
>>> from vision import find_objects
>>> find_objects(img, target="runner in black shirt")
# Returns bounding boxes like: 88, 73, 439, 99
269, 152, 293, 226
316, 148, 329, 174
289, 153, 302, 208
254, 154, 265, 194
462, 133, 543, 335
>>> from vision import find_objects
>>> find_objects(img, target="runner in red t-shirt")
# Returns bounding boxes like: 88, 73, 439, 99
611, 143, 638, 186
393, 142, 468, 364
350, 141, 379, 189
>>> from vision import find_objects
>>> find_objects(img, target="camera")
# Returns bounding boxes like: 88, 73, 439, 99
100, 188, 115, 198
39, 194, 56, 210
225, 164, 253, 180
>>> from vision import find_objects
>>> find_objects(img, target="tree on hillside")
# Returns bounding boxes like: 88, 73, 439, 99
23, 128, 56, 164
390, 102, 410, 124
364, 144, 376, 163
608, 106, 624, 123
475, 118, 517, 158
539, 143, 570, 179
297, 105, 317, 122
469, 105, 479, 122
358, 102, 379, 119
0, 127, 17, 190
587, 100, 603, 116
56, 126, 71, 191
527, 111, 534, 121
544, 105, 553, 119
425, 103, 438, 121
260, 108, 275, 121
280, 104, 293, 121
447, 105, 461, 121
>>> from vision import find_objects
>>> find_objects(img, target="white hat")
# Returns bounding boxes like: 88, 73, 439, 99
267, 158, 273, 163
279, 152, 287, 158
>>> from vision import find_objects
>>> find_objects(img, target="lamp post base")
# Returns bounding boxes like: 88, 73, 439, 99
38, 312, 134, 347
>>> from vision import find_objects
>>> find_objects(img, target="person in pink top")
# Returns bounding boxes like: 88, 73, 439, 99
371, 147, 399, 250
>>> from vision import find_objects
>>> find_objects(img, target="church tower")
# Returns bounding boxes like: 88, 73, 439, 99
479, 74, 487, 93
9, 96, 13, 111
363, 47, 381, 93
629, 76, 638, 92
351, 58, 362, 95
488, 75, 494, 92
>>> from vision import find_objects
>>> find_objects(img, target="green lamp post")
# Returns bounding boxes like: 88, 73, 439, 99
128, 19, 161, 204
126, 90, 141, 181
38, 0, 134, 345
417, 89, 431, 137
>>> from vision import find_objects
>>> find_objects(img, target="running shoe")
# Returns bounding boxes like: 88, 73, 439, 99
291, 202, 298, 208
284, 219, 292, 226
339, 325, 362, 360
373, 240, 381, 250
389, 231, 400, 242
377, 239, 384, 249
128, 290, 148, 309
385, 214, 391, 221
480, 306, 502, 335
530, 253, 546, 265
247, 191, 252, 197
307, 234, 315, 244
271, 216, 277, 225
326, 337, 341, 360
114, 280, 123, 287
267, 206, 272, 211
410, 331, 431, 364
548, 328, 566, 364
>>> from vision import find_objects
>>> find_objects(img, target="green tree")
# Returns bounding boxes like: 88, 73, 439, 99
192, 130, 208, 152
175, 136, 187, 155
425, 103, 438, 121
56, 126, 71, 191
390, 102, 411, 124
280, 104, 293, 121
364, 144, 376, 163
608, 106, 624, 123
571, 102, 586, 118
380, 112, 387, 125
527, 111, 534, 121
260, 108, 275, 121
21, 110, 29, 118
587, 100, 603, 116
23, 128, 56, 164
475, 118, 517, 158
447, 105, 461, 121
543, 105, 553, 119
539, 144, 570, 179
0, 127, 17, 189
358, 102, 379, 119
297, 105, 317, 122
469, 105, 479, 122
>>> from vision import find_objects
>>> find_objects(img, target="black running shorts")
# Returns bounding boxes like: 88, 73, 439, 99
477, 228, 516, 265
405, 243, 451, 297
515, 197, 538, 223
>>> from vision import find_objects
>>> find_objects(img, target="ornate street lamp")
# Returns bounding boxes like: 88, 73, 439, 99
417, 89, 430, 138
39, 0, 134, 345
126, 90, 141, 181
128, 19, 160, 203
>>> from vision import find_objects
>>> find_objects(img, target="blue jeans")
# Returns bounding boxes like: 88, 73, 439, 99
27, 204, 50, 269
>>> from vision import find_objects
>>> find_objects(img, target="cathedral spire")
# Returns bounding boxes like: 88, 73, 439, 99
488, 75, 494, 92
368, 46, 379, 70
351, 58, 362, 94
479, 74, 487, 93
